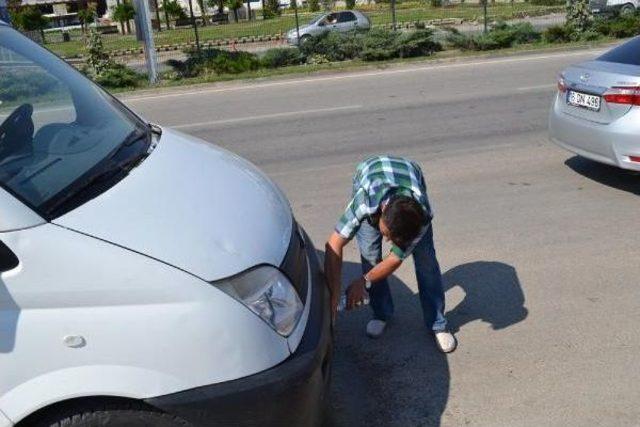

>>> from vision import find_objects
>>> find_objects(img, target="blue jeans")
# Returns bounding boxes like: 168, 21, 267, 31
355, 220, 447, 332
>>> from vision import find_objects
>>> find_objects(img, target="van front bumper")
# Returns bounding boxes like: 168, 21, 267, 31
146, 238, 333, 427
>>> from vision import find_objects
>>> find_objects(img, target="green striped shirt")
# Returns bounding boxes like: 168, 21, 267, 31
335, 156, 432, 260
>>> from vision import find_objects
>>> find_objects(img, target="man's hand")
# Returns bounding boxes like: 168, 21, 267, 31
325, 232, 349, 323
346, 276, 367, 310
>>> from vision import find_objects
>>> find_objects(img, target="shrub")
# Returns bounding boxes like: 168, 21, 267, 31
360, 28, 399, 61
211, 51, 261, 74
529, 0, 563, 5
300, 29, 441, 63
168, 48, 261, 77
11, 6, 49, 31
261, 48, 304, 68
447, 21, 540, 50
306, 53, 331, 64
346, 0, 356, 9
594, 13, 640, 38
542, 24, 573, 43
300, 31, 362, 61
395, 29, 442, 58
94, 63, 145, 88
308, 0, 320, 11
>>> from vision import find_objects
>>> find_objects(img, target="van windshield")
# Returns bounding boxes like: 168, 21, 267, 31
0, 27, 150, 219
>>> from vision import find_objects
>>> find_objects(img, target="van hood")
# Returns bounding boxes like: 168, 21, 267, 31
53, 128, 293, 282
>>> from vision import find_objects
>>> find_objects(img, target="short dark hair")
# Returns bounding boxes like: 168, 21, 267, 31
382, 196, 427, 249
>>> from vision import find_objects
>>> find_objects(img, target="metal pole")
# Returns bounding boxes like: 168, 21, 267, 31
483, 0, 488, 33
293, 0, 300, 44
133, 0, 159, 84
391, 0, 397, 31
187, 0, 201, 54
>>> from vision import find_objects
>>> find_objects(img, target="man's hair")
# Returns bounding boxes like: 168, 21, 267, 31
382, 196, 427, 249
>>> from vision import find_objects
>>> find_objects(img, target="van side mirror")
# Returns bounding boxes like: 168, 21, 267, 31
0, 241, 18, 272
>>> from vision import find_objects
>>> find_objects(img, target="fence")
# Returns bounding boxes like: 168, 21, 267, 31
31, 0, 564, 67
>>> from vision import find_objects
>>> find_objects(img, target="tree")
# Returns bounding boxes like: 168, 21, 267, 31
263, 0, 279, 18
78, 5, 96, 34
112, 1, 135, 34
195, 0, 209, 25
566, 0, 591, 32
86, 28, 112, 74
345, 0, 355, 9
308, 0, 319, 11
225, 0, 242, 21
12, 6, 49, 42
162, 0, 187, 28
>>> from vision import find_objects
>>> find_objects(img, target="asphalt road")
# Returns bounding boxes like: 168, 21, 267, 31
122, 47, 640, 427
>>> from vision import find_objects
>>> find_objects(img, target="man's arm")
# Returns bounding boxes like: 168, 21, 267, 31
346, 253, 402, 309
325, 232, 349, 320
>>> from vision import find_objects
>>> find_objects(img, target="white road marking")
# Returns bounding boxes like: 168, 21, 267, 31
517, 84, 557, 91
170, 105, 363, 129
123, 49, 604, 103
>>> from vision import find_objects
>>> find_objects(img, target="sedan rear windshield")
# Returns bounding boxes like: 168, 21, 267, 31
597, 37, 640, 66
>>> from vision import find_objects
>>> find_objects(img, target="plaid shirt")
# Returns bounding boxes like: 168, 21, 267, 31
335, 156, 432, 260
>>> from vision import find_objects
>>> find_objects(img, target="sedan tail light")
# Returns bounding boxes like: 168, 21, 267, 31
557, 74, 568, 93
603, 86, 640, 106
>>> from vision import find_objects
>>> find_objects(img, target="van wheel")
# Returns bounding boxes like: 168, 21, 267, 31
28, 399, 190, 427
620, 3, 635, 14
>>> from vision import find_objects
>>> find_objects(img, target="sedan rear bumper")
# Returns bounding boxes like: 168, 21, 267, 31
549, 94, 640, 170
145, 235, 332, 427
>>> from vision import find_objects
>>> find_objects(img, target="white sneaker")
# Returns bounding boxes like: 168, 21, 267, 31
366, 319, 387, 339
434, 331, 457, 353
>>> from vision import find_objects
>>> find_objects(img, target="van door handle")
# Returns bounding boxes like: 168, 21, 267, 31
0, 241, 19, 272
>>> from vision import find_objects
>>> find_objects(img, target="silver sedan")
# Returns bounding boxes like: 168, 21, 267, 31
549, 37, 640, 170
287, 10, 371, 45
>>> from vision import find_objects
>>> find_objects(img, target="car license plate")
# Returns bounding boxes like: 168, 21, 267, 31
568, 90, 601, 111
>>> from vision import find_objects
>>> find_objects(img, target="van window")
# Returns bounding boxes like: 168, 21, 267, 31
597, 37, 640, 66
0, 27, 150, 219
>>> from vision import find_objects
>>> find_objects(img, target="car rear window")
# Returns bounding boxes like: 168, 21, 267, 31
338, 11, 356, 22
597, 37, 640, 66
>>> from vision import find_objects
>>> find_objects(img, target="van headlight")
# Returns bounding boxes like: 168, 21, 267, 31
215, 266, 303, 337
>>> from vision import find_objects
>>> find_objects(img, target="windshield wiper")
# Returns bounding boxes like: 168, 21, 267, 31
43, 126, 153, 218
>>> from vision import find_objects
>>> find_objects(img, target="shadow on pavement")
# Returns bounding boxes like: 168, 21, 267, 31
0, 278, 19, 353
325, 256, 526, 427
565, 156, 640, 195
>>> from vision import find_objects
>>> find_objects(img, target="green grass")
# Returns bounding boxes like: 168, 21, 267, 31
45, 2, 561, 58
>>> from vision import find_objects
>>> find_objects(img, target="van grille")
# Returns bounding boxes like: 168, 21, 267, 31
280, 222, 308, 304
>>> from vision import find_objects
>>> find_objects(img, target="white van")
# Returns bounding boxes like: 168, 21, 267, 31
0, 22, 331, 427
